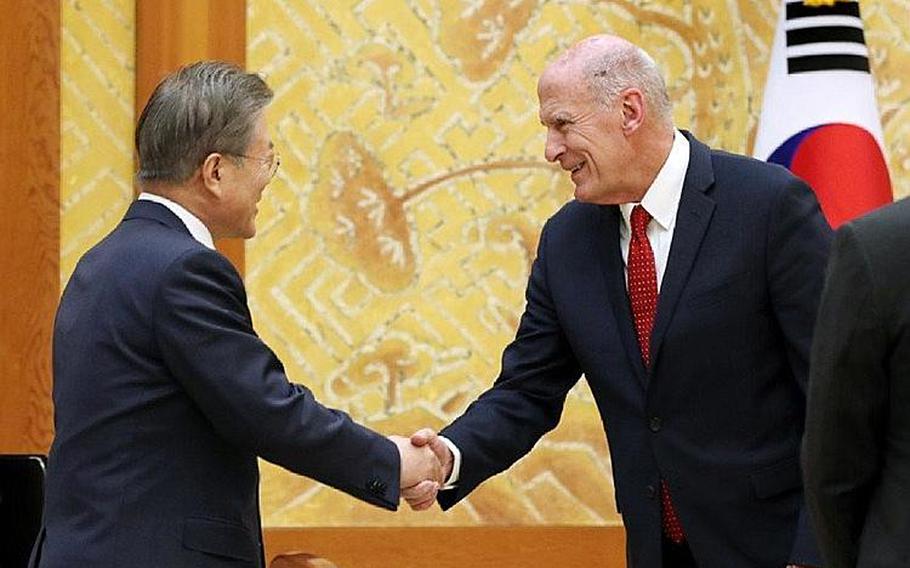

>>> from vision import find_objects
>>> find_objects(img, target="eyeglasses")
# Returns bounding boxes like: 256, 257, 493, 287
233, 150, 281, 180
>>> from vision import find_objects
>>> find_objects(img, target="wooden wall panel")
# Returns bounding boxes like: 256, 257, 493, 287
0, 1, 59, 453
264, 526, 626, 568
135, 0, 246, 274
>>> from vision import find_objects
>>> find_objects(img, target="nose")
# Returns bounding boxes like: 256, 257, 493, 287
544, 129, 564, 163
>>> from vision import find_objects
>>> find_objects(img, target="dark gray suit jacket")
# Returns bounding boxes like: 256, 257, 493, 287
804, 197, 910, 568
439, 132, 831, 567
33, 201, 400, 568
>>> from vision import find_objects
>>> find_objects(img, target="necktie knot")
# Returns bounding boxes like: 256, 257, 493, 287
631, 205, 651, 239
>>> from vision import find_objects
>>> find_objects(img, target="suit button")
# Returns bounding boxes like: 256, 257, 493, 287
646, 485, 657, 499
367, 478, 387, 495
649, 416, 662, 432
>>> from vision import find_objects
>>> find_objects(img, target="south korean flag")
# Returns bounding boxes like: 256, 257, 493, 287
753, 0, 892, 228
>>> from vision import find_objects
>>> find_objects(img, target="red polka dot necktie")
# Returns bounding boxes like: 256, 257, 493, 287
627, 205, 686, 544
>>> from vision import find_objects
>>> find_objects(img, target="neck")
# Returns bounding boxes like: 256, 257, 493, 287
627, 125, 675, 201
139, 180, 214, 233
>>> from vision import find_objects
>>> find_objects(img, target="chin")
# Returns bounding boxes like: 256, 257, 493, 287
241, 219, 257, 239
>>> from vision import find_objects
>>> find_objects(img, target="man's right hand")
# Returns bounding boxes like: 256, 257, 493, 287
388, 435, 443, 491
399, 428, 454, 510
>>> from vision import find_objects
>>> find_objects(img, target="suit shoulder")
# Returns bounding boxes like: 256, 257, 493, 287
706, 148, 818, 216
123, 219, 229, 269
842, 197, 910, 263
710, 148, 800, 189
545, 199, 601, 231
165, 244, 241, 283
835, 198, 910, 323
74, 218, 231, 288
849, 196, 910, 236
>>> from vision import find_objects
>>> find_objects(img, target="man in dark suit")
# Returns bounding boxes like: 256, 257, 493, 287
32, 62, 441, 568
803, 197, 910, 568
402, 35, 831, 567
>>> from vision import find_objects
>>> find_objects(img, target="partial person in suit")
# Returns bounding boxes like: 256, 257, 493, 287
32, 61, 442, 568
401, 35, 832, 567
803, 197, 910, 568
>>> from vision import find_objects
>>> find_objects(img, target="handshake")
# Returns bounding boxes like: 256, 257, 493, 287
388, 428, 453, 511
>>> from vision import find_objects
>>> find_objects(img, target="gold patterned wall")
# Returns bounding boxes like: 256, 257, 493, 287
60, 0, 135, 286
248, 0, 910, 527
58, 0, 910, 529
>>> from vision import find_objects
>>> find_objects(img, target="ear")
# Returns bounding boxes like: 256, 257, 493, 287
200, 153, 224, 197
619, 88, 645, 135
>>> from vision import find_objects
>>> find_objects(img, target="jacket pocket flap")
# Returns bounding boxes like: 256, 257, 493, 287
750, 456, 802, 499
182, 517, 258, 561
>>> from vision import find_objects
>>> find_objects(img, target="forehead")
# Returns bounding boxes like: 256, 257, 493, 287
248, 113, 273, 149
537, 68, 596, 121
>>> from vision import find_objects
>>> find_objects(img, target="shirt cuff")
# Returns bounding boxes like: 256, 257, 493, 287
438, 436, 462, 490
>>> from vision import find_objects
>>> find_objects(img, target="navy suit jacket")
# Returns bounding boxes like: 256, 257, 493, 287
439, 132, 832, 567
34, 201, 400, 568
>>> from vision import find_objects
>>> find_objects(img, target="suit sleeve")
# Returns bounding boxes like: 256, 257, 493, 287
802, 224, 888, 567
438, 222, 583, 509
765, 177, 833, 565
767, 177, 833, 393
152, 248, 401, 510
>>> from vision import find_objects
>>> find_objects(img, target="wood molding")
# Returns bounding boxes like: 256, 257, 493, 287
135, 0, 247, 274
264, 526, 626, 568
0, 0, 59, 453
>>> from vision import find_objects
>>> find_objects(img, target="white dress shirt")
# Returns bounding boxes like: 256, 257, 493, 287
138, 192, 215, 250
442, 130, 690, 489
618, 129, 690, 292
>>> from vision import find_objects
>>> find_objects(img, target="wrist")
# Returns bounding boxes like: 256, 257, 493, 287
438, 436, 462, 488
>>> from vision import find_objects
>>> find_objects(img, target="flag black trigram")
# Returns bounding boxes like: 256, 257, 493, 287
785, 1, 869, 74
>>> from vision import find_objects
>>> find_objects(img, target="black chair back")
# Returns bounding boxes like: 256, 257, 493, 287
0, 455, 45, 568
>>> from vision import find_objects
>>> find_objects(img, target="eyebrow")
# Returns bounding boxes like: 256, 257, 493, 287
541, 113, 571, 126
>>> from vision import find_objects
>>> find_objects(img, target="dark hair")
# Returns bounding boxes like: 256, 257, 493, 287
135, 61, 273, 183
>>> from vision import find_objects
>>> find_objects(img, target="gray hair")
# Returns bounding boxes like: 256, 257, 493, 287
135, 61, 273, 183
583, 44, 672, 125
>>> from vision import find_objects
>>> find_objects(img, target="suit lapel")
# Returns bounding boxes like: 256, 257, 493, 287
650, 133, 716, 368
598, 205, 648, 388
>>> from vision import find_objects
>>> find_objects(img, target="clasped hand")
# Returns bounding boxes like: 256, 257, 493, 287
388, 428, 453, 511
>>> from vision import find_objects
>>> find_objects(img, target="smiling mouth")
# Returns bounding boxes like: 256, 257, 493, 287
569, 161, 585, 174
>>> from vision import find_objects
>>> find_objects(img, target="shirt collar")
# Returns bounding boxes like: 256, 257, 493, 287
620, 129, 690, 231
137, 192, 215, 250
